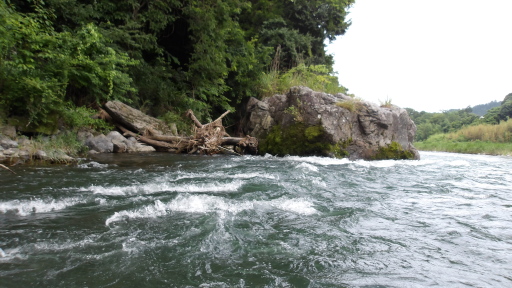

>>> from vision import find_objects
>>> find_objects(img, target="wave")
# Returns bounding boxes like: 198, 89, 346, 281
172, 171, 277, 181
296, 162, 319, 172
282, 155, 350, 166
106, 194, 317, 226
447, 160, 471, 167
77, 161, 110, 169
0, 197, 85, 216
83, 180, 244, 196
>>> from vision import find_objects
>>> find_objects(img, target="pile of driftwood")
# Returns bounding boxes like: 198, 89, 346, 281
102, 101, 258, 156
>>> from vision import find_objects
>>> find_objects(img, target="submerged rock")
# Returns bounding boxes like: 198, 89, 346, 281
241, 86, 419, 160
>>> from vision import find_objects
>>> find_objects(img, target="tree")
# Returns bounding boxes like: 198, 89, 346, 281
498, 93, 512, 121
1, 0, 355, 131
0, 2, 136, 126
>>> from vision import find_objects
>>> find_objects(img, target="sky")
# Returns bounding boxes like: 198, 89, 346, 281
326, 0, 512, 112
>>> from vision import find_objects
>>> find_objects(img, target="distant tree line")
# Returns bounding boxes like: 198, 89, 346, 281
407, 94, 512, 141
0, 0, 354, 132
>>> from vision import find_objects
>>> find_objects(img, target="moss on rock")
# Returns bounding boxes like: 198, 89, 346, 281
328, 138, 352, 158
259, 124, 331, 156
372, 141, 414, 160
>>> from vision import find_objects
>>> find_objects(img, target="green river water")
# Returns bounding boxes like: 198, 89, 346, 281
0, 151, 511, 287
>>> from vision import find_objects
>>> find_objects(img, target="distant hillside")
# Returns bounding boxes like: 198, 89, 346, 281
445, 100, 501, 116
471, 100, 501, 116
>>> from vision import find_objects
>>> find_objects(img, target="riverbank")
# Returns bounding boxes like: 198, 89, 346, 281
0, 128, 162, 166
0, 131, 85, 165
415, 134, 512, 156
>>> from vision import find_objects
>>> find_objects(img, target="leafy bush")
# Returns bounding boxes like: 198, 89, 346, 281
61, 106, 113, 134
159, 111, 194, 136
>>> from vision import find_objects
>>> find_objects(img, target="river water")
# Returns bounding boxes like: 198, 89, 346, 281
0, 151, 511, 287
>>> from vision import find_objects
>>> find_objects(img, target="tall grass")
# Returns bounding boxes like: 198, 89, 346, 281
335, 98, 363, 112
447, 119, 512, 142
257, 49, 348, 98
20, 132, 87, 163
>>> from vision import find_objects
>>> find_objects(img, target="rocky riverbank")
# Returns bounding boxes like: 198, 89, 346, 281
1, 86, 420, 165
0, 127, 157, 165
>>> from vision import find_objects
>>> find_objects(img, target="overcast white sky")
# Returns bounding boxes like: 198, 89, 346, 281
327, 0, 512, 112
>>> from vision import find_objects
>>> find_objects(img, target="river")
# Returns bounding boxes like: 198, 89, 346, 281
0, 151, 511, 287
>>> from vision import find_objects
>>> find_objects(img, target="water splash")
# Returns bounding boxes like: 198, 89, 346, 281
0, 197, 85, 216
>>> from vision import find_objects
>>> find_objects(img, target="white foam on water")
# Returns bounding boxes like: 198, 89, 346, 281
0, 197, 85, 216
350, 158, 433, 169
311, 178, 327, 188
447, 160, 471, 167
84, 180, 243, 196
173, 171, 277, 181
352, 160, 399, 168
122, 237, 149, 254
105, 200, 169, 225
106, 194, 318, 225
0, 247, 26, 262
283, 155, 350, 166
454, 191, 490, 199
33, 237, 98, 251
268, 198, 318, 215
296, 162, 319, 172
77, 161, 109, 169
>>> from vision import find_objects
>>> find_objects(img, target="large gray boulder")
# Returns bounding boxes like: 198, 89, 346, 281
0, 125, 17, 138
85, 134, 113, 153
241, 86, 419, 160
0, 134, 18, 149
105, 131, 155, 153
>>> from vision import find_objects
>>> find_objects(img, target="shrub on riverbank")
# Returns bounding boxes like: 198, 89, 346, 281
28, 132, 88, 158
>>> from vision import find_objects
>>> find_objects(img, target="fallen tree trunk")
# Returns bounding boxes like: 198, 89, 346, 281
117, 126, 184, 151
103, 103, 258, 155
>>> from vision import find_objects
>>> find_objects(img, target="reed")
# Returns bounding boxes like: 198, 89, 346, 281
415, 134, 512, 156
449, 119, 512, 142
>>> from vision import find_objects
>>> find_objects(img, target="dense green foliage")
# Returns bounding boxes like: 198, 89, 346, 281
406, 107, 479, 141
0, 0, 353, 133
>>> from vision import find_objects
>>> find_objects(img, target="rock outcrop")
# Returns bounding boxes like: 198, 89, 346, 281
241, 86, 419, 160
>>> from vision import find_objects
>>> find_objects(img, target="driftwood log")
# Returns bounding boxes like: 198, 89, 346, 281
0, 164, 16, 174
103, 101, 258, 155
